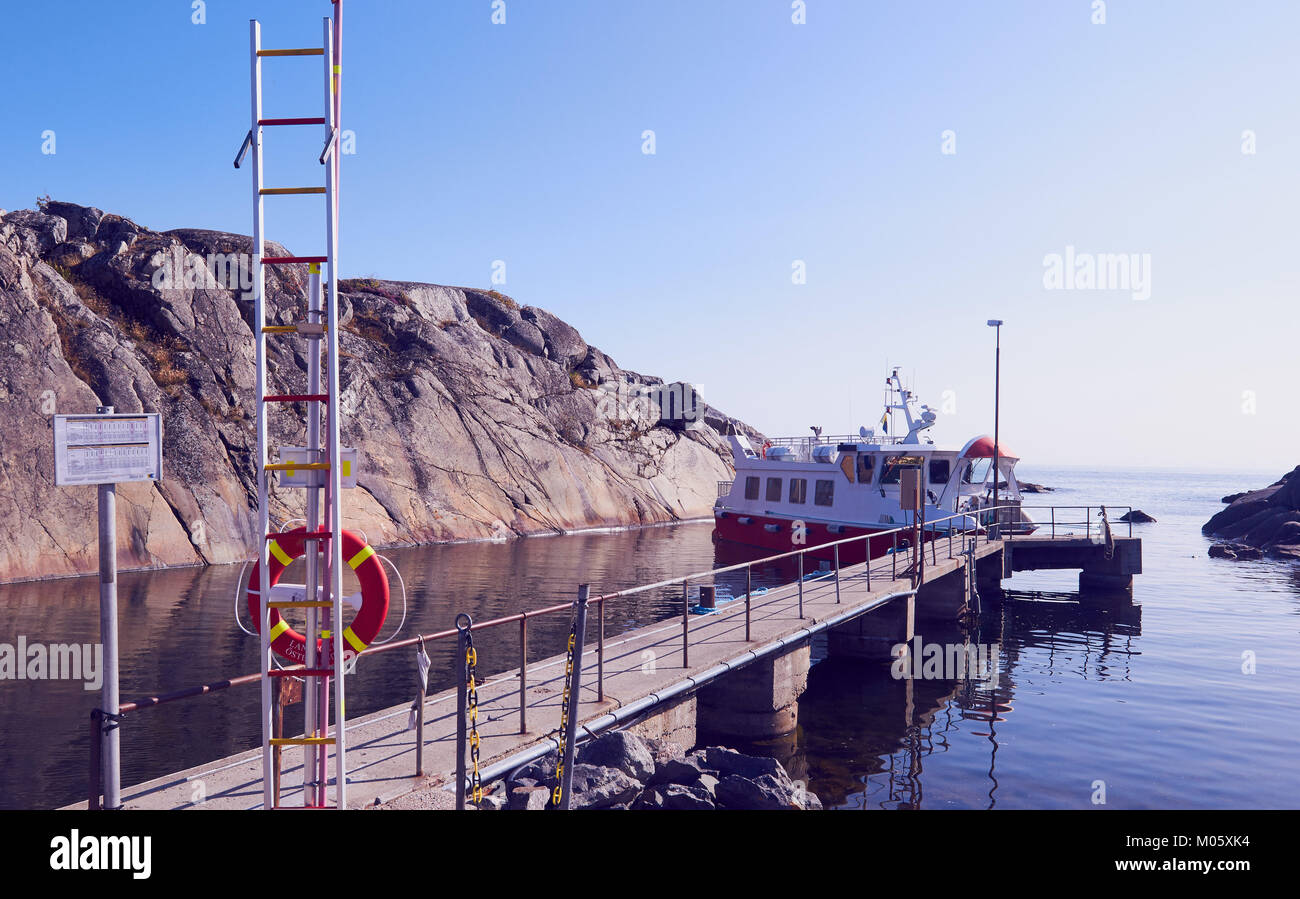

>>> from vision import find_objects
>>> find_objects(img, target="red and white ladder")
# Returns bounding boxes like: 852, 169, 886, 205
235, 1, 347, 810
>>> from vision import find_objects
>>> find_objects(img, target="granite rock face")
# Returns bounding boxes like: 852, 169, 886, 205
1203, 466, 1300, 561
0, 201, 756, 583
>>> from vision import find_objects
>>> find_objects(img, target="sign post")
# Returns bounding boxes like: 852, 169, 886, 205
54, 407, 163, 810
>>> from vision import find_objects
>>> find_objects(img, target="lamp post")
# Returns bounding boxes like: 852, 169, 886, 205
987, 320, 1003, 537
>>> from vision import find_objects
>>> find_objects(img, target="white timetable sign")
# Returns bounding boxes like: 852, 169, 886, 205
54, 413, 163, 486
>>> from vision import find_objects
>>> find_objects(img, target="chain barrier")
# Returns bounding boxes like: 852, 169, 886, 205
551, 612, 579, 806
465, 629, 482, 804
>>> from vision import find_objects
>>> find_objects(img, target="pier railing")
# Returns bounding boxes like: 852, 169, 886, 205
85, 501, 1131, 808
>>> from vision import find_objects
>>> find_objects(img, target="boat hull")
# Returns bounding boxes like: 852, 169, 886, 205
712, 511, 921, 566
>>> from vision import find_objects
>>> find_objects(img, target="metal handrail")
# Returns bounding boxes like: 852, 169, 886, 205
86, 501, 1117, 807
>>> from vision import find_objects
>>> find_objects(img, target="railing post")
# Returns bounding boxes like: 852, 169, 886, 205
455, 613, 471, 810
892, 532, 897, 580
797, 553, 804, 618
558, 586, 590, 810
414, 637, 427, 777
519, 616, 528, 734
597, 598, 605, 703
833, 543, 841, 604
1051, 506, 1055, 539
88, 709, 102, 810
681, 581, 690, 667
866, 535, 872, 591
745, 566, 752, 642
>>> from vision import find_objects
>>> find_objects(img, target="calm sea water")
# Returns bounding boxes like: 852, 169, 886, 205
1, 467, 1297, 810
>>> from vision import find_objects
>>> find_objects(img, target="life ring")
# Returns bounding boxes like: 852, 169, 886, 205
762, 441, 772, 459
247, 528, 389, 665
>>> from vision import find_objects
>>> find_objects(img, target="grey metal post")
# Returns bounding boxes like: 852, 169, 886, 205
96, 404, 121, 810
834, 543, 841, 604
455, 614, 471, 810
797, 553, 804, 618
559, 585, 590, 810
414, 640, 425, 777
519, 616, 528, 734
745, 566, 752, 641
681, 581, 690, 667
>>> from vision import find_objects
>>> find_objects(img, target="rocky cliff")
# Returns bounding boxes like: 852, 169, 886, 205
1202, 466, 1300, 561
0, 201, 756, 583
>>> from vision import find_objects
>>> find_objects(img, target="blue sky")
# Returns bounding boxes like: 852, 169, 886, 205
3, 1, 1297, 472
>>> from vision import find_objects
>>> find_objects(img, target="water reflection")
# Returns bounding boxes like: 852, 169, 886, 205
728, 587, 1144, 810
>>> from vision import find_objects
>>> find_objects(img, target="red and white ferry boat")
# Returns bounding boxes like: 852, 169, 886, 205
713, 370, 1036, 564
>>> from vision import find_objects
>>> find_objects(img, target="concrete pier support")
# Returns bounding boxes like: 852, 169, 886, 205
626, 693, 697, 749
976, 551, 1004, 595
827, 595, 915, 660
697, 642, 810, 738
915, 563, 969, 621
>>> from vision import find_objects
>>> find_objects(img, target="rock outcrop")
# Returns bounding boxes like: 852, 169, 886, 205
475, 732, 821, 810
0, 201, 757, 583
1203, 467, 1300, 560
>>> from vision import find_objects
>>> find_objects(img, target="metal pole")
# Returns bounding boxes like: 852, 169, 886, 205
797, 553, 804, 618
88, 709, 102, 810
558, 586, 589, 810
414, 641, 425, 777
455, 614, 470, 810
597, 598, 604, 703
745, 566, 752, 641
681, 581, 690, 667
833, 543, 841, 604
992, 322, 1001, 541
892, 532, 897, 580
96, 423, 121, 809
519, 616, 528, 733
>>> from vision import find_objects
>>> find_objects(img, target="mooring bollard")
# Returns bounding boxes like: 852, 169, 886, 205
699, 585, 716, 609
558, 585, 589, 810
455, 613, 472, 810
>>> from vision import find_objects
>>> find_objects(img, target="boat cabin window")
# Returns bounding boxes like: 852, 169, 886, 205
857, 453, 874, 485
839, 455, 855, 482
766, 477, 782, 502
744, 476, 760, 500
814, 479, 834, 507
880, 456, 904, 485
929, 459, 950, 484
962, 459, 991, 484
789, 478, 807, 504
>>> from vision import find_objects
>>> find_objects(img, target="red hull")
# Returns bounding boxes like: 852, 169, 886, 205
712, 511, 916, 566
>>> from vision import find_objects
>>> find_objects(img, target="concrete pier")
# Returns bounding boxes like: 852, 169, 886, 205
68, 524, 1140, 810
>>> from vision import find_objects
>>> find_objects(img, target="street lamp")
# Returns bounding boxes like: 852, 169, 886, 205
987, 320, 1003, 536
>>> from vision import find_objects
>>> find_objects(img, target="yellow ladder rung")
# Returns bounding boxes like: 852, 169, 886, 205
267, 600, 333, 609
265, 462, 330, 471
270, 737, 335, 746
258, 48, 324, 57
260, 187, 327, 196
262, 324, 328, 334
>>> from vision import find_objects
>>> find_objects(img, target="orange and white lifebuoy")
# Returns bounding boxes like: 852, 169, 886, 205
762, 441, 773, 459
247, 528, 389, 665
